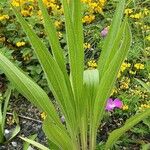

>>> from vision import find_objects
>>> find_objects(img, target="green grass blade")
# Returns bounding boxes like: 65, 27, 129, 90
0, 102, 4, 143
98, 0, 125, 79
2, 88, 11, 134
23, 134, 37, 150
37, 0, 75, 114
11, 5, 76, 133
96, 21, 131, 127
7, 124, 20, 142
135, 78, 150, 92
43, 117, 76, 150
0, 52, 61, 126
90, 21, 132, 149
20, 136, 50, 150
99, 19, 127, 79
105, 109, 150, 150
62, 0, 84, 108
0, 52, 73, 146
37, 0, 66, 74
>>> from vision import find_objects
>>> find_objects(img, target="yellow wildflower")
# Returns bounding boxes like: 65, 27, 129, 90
84, 43, 91, 49
16, 41, 25, 47
134, 63, 144, 69
54, 20, 62, 29
143, 8, 149, 16
130, 12, 143, 19
129, 70, 136, 75
21, 10, 32, 17
117, 71, 121, 78
125, 8, 133, 15
122, 105, 129, 110
0, 15, 9, 21
120, 62, 131, 72
82, 14, 95, 24
40, 112, 47, 120
110, 88, 117, 96
120, 77, 130, 90
139, 103, 150, 111
87, 60, 97, 68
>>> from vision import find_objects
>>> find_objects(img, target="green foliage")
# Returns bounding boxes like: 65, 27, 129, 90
0, 0, 149, 150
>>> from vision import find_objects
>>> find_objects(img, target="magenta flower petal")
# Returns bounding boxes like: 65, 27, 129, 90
105, 98, 123, 111
101, 27, 108, 37
113, 99, 123, 108
105, 98, 115, 111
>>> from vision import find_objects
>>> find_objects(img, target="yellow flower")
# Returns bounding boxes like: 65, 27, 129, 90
120, 82, 129, 89
57, 31, 63, 39
40, 112, 47, 120
82, 14, 95, 24
54, 20, 62, 29
117, 71, 121, 78
84, 43, 91, 49
87, 60, 97, 68
0, 15, 9, 21
130, 12, 143, 19
122, 105, 129, 110
120, 62, 131, 72
143, 8, 149, 16
21, 10, 32, 17
120, 77, 130, 90
129, 70, 136, 75
110, 88, 117, 96
139, 103, 150, 111
125, 8, 133, 15
16, 41, 25, 47
134, 63, 144, 69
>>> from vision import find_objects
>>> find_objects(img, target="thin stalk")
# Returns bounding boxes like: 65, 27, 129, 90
0, 102, 4, 143
80, 117, 87, 150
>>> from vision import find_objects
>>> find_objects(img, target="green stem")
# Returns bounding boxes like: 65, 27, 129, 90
0, 102, 4, 143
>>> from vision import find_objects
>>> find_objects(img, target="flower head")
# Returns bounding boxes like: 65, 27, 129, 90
101, 27, 108, 37
105, 98, 123, 111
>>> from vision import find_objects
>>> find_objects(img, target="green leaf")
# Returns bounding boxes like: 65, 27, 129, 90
62, 0, 84, 112
105, 109, 150, 150
0, 51, 62, 127
11, 5, 76, 133
135, 78, 150, 93
0, 88, 11, 143
98, 0, 126, 79
23, 134, 37, 150
141, 143, 150, 150
37, 0, 67, 75
90, 20, 132, 149
7, 124, 20, 142
43, 117, 76, 150
20, 136, 49, 150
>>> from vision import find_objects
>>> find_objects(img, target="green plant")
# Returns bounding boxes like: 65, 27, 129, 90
0, 88, 11, 143
0, 88, 20, 144
0, 0, 150, 149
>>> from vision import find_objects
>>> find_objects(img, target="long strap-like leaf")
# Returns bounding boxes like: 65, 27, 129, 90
43, 117, 77, 150
62, 0, 84, 112
0, 52, 73, 139
98, 0, 125, 80
90, 20, 132, 150
37, 0, 76, 123
11, 5, 76, 133
0, 52, 59, 124
105, 109, 150, 149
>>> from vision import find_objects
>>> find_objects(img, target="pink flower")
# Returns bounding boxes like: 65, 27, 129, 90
101, 27, 108, 37
105, 98, 123, 111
